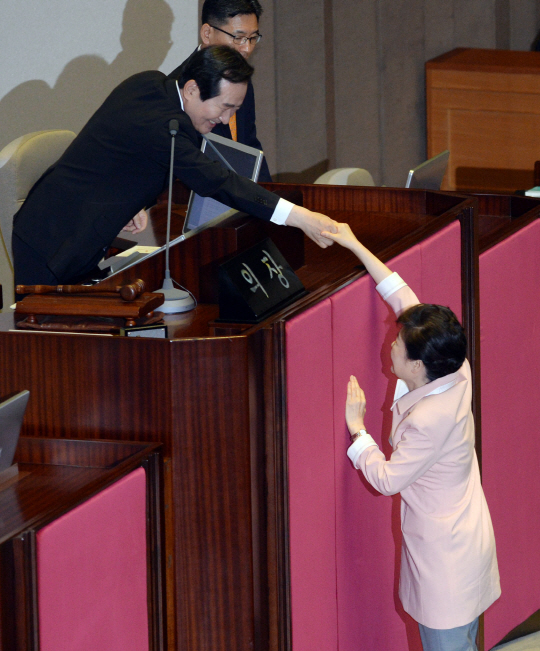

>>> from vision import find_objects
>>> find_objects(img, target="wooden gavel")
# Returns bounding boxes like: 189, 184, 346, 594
16, 279, 146, 302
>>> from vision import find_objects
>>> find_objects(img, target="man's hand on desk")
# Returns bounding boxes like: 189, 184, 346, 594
285, 206, 339, 248
122, 209, 148, 235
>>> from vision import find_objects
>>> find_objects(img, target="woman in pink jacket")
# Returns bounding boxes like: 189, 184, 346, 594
323, 223, 500, 651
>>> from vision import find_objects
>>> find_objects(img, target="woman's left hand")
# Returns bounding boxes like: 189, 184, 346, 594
346, 375, 366, 436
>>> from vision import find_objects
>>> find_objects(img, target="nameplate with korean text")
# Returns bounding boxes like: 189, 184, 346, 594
218, 238, 306, 323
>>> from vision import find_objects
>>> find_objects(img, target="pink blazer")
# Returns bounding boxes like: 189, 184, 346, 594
348, 278, 500, 629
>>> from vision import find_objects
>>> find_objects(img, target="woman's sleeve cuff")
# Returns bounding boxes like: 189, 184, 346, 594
347, 433, 378, 467
375, 272, 408, 301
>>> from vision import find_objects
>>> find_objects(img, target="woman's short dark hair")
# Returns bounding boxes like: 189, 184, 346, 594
397, 304, 467, 382
202, 0, 263, 26
178, 45, 254, 101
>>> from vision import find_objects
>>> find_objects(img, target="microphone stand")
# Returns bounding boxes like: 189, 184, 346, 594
157, 119, 195, 313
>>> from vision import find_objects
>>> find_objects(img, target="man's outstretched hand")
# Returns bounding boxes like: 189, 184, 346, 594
122, 209, 148, 235
285, 206, 339, 248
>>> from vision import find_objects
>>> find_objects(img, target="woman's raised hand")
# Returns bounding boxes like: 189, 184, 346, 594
322, 222, 393, 285
321, 222, 359, 251
346, 375, 367, 436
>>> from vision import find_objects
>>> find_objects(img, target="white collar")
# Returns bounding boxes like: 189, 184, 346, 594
391, 377, 458, 410
175, 80, 184, 111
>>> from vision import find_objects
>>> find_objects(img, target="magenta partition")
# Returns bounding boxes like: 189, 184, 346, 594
480, 220, 540, 650
287, 222, 462, 651
286, 298, 339, 651
36, 467, 149, 651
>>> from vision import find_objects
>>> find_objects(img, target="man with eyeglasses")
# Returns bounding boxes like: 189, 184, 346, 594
169, 0, 271, 181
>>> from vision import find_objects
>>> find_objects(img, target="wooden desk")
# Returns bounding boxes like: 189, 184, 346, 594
426, 48, 540, 193
0, 186, 475, 651
0, 438, 163, 651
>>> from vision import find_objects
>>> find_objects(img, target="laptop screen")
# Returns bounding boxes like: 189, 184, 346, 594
0, 390, 30, 471
184, 132, 264, 233
405, 150, 450, 190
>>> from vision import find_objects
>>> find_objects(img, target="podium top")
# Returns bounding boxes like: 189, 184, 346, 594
426, 47, 540, 75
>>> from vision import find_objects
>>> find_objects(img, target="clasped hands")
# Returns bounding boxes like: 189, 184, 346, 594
285, 214, 364, 251
285, 206, 340, 248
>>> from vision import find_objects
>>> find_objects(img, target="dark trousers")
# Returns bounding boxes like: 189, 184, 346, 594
12, 233, 60, 300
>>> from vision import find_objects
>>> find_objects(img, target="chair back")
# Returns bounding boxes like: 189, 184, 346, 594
314, 167, 375, 187
0, 130, 75, 307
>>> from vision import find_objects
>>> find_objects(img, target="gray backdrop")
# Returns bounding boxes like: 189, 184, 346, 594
251, 0, 540, 184
0, 0, 197, 151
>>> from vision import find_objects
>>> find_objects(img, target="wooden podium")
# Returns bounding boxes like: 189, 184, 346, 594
0, 438, 163, 651
426, 48, 540, 193
0, 186, 477, 651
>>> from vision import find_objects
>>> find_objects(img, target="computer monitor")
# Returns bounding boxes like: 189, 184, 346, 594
0, 390, 30, 471
405, 150, 450, 190
184, 133, 264, 233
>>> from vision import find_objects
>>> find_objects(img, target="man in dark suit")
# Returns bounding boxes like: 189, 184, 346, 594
13, 46, 337, 287
169, 0, 271, 181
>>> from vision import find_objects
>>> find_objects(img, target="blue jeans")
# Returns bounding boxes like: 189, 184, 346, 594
419, 617, 479, 651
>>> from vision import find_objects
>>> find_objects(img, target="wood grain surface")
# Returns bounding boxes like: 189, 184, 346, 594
0, 185, 479, 651
426, 48, 540, 193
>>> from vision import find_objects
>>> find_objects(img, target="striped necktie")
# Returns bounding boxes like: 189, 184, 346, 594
229, 113, 238, 141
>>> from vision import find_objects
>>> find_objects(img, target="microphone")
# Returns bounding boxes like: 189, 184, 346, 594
155, 119, 195, 313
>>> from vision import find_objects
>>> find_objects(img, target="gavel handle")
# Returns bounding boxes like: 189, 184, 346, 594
16, 279, 146, 302
17, 284, 118, 295
16, 285, 62, 295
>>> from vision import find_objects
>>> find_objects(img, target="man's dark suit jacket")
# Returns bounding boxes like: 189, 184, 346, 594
169, 56, 272, 182
13, 71, 279, 284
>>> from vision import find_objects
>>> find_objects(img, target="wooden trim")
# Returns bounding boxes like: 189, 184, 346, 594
479, 203, 540, 254
143, 452, 166, 651
425, 47, 540, 75
12, 533, 38, 651
272, 321, 292, 651
459, 201, 482, 469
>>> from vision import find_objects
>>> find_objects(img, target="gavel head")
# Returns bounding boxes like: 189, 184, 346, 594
133, 279, 146, 293
119, 279, 146, 302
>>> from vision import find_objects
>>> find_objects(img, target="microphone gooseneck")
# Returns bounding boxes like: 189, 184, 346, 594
156, 119, 195, 313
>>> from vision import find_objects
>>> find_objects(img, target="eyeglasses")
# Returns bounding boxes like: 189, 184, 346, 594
209, 24, 262, 45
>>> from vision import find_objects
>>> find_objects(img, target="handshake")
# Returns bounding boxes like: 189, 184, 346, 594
285, 207, 359, 252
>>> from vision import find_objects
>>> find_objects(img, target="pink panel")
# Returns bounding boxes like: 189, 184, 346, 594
332, 222, 461, 651
286, 298, 338, 651
286, 222, 462, 651
414, 221, 462, 321
480, 220, 540, 649
332, 273, 409, 651
37, 467, 149, 651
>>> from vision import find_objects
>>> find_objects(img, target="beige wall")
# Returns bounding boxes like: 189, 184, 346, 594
0, 0, 198, 152
253, 0, 540, 185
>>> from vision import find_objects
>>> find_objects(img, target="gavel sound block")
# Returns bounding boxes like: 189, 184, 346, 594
15, 280, 164, 328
